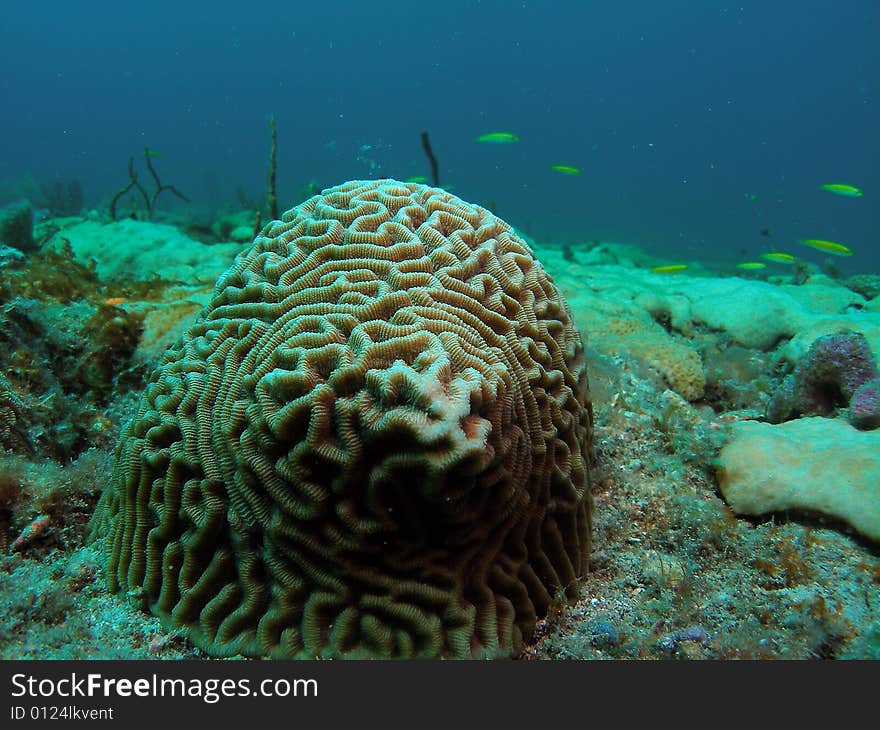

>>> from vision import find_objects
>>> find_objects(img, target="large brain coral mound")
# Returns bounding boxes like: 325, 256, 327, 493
90, 179, 594, 659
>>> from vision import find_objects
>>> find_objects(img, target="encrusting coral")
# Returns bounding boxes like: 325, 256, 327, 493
767, 330, 880, 429
589, 315, 704, 400
89, 179, 594, 659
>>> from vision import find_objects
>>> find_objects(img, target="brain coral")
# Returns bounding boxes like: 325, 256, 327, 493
90, 179, 594, 659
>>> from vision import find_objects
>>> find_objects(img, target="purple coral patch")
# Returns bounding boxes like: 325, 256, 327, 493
794, 331, 878, 415
850, 377, 880, 430
768, 330, 880, 429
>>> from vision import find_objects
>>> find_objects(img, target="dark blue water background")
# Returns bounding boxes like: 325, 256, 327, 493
2, 0, 877, 271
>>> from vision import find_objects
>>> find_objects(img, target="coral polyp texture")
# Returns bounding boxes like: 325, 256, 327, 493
90, 179, 594, 659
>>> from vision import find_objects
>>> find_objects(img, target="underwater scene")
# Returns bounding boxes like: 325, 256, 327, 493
0, 0, 878, 660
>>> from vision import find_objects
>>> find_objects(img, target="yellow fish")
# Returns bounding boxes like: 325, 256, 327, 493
820, 183, 862, 198
736, 262, 766, 270
404, 176, 429, 183
798, 239, 853, 256
550, 164, 582, 176
650, 264, 689, 274
477, 132, 519, 144
760, 252, 797, 264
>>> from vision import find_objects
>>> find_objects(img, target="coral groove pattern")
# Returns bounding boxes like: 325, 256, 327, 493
91, 179, 593, 658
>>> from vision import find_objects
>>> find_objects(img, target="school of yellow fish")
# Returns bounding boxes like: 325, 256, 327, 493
408, 131, 865, 275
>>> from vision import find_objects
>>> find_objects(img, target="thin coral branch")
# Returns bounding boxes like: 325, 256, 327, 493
144, 147, 190, 213
109, 157, 151, 220
420, 131, 439, 187
267, 116, 278, 220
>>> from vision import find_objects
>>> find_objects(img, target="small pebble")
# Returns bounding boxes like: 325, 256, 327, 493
588, 620, 620, 648
676, 625, 709, 644
657, 624, 709, 652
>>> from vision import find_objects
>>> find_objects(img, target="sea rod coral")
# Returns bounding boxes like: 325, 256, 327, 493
89, 179, 594, 659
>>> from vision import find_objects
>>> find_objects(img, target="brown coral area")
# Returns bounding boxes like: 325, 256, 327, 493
91, 179, 594, 659
0, 373, 30, 455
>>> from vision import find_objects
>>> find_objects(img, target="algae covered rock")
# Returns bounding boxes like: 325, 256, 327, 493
211, 210, 258, 242
46, 219, 242, 283
844, 274, 880, 301
554, 263, 873, 353
0, 200, 35, 253
0, 244, 26, 270
717, 418, 880, 542
89, 179, 594, 659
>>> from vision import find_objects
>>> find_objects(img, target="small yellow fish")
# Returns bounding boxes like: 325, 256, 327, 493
736, 262, 766, 270
477, 132, 519, 144
650, 264, 689, 274
760, 252, 797, 264
798, 239, 853, 256
550, 164, 582, 176
404, 176, 429, 183
820, 183, 862, 198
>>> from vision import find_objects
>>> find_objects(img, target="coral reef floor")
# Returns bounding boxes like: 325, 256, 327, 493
1, 215, 878, 659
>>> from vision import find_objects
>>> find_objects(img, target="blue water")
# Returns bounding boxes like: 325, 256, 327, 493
2, 0, 877, 270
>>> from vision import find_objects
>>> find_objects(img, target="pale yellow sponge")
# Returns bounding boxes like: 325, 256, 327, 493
717, 417, 880, 542
587, 315, 705, 400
